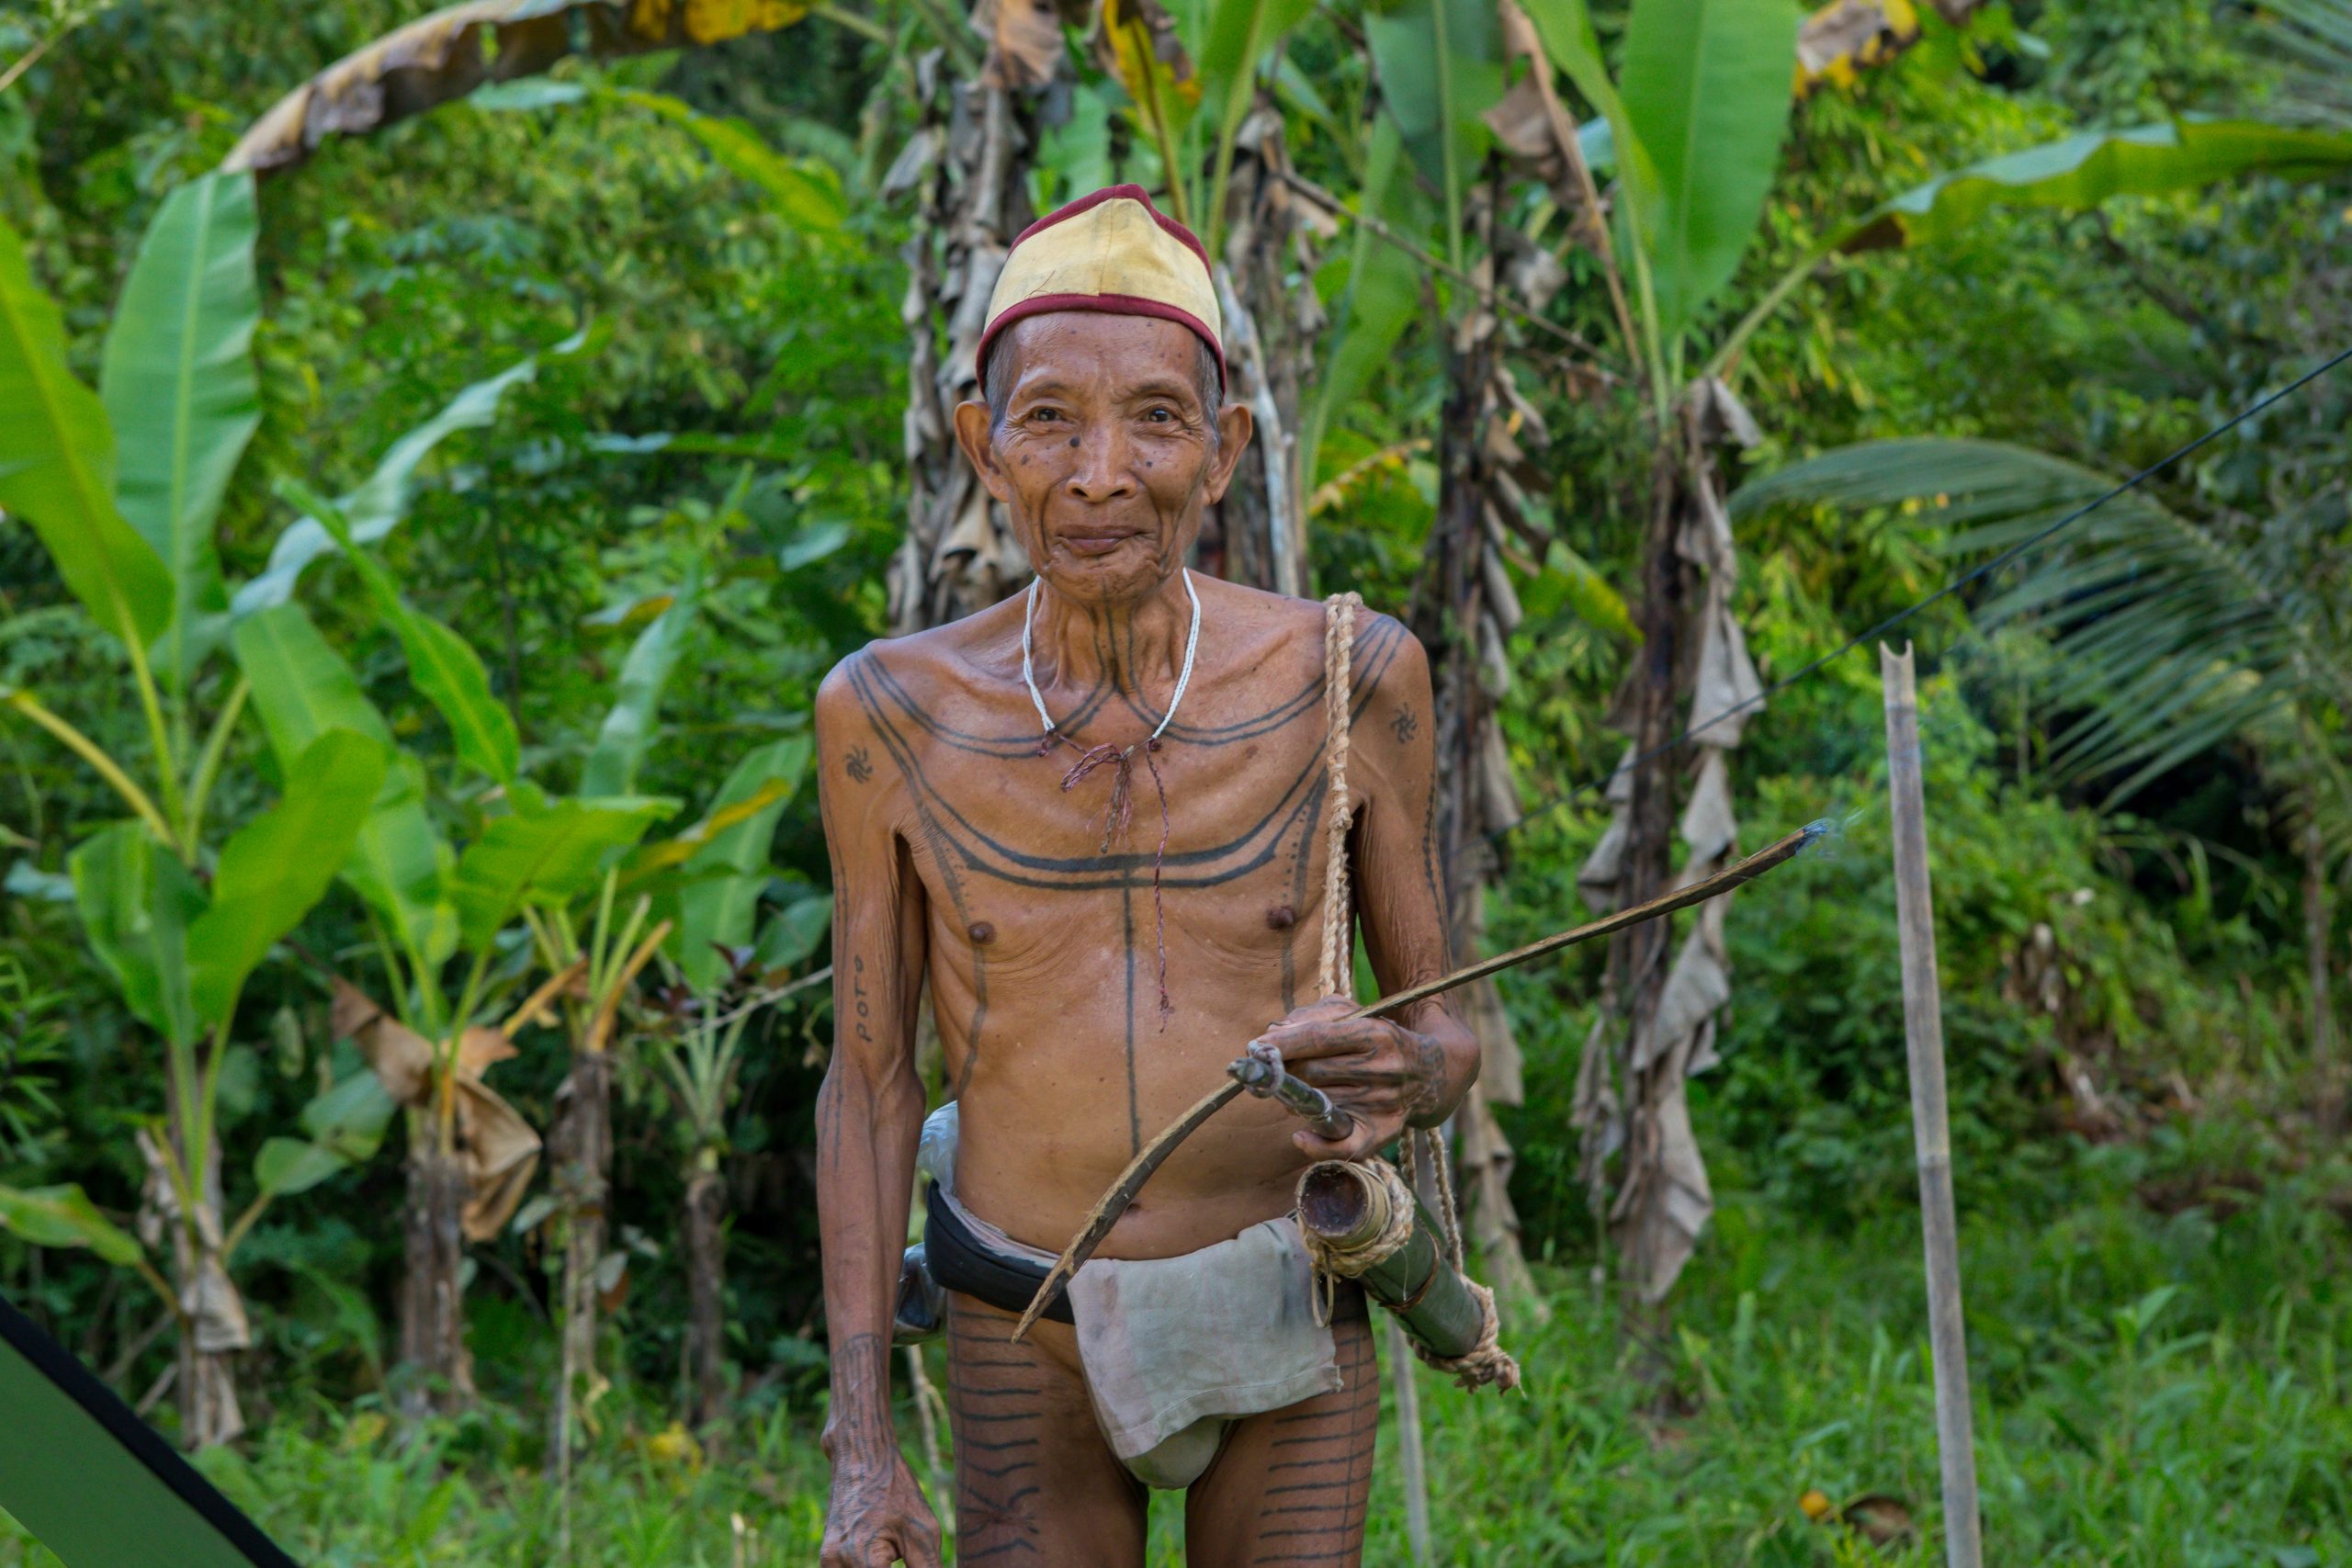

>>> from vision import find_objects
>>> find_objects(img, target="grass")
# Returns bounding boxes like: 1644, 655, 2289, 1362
5, 1124, 2346, 1566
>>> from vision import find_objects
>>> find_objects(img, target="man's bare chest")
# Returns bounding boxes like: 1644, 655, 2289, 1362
836, 650, 1346, 927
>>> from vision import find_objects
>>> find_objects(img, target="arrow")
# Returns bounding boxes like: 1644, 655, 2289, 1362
1008, 819, 1830, 1340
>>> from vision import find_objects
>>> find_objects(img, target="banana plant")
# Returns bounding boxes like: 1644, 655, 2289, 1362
515, 502, 817, 1455
1488, 0, 2352, 1311
234, 462, 673, 1409
0, 175, 395, 1447
639, 735, 824, 1427
519, 578, 704, 1466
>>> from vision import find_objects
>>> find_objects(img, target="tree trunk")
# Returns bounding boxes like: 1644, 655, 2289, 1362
548, 1048, 613, 1455
398, 1139, 474, 1416
886, 45, 1053, 634
1579, 384, 1765, 1312
1202, 96, 1317, 595
1609, 441, 1691, 1314
684, 1156, 729, 1429
1405, 180, 1546, 1317
140, 1118, 248, 1450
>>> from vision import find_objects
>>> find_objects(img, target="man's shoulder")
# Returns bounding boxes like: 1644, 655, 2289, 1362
1195, 577, 1416, 655
818, 601, 1024, 716
1201, 579, 1425, 685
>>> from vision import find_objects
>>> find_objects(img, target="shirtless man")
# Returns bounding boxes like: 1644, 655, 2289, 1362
814, 186, 1479, 1567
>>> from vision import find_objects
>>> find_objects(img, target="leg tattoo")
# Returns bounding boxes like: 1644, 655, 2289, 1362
945, 1295, 1147, 1566
1184, 1318, 1378, 1566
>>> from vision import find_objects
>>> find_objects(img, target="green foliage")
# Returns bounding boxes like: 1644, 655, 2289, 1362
67, 823, 204, 1048
1365, 0, 1501, 261
186, 729, 385, 1025
1615, 0, 1798, 347
447, 794, 671, 953
605, 87, 851, 231
582, 590, 700, 798
232, 334, 596, 617
0, 214, 171, 651
232, 603, 458, 968
1737, 436, 2352, 843
0, 1182, 142, 1267
669, 737, 812, 992
289, 476, 519, 786
95, 171, 258, 692
1841, 117, 2352, 253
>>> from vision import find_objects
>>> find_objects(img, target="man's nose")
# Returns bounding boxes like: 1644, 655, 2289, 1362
1062, 424, 1136, 502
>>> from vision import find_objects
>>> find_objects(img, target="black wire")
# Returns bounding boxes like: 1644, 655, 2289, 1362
1489, 341, 2352, 843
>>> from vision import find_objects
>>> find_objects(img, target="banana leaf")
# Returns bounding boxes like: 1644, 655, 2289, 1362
448, 794, 673, 951
1839, 116, 2352, 253
187, 728, 388, 1025
0, 216, 173, 652
669, 738, 812, 990
221, 0, 817, 175
68, 825, 205, 1051
232, 604, 458, 966
289, 477, 519, 786
1366, 0, 1503, 251
97, 172, 261, 691
581, 585, 700, 796
1617, 0, 1801, 344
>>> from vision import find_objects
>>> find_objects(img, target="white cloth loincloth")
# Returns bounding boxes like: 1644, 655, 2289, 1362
920, 1103, 1341, 1487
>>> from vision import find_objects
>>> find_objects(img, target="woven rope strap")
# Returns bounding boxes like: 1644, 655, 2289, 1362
1306, 591, 1516, 1393
1317, 592, 1362, 1000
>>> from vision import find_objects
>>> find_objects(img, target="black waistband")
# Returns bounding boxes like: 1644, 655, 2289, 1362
924, 1181, 1076, 1324
922, 1182, 1367, 1326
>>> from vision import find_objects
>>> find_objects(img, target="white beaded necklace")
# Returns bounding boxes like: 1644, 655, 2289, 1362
1019, 568, 1202, 748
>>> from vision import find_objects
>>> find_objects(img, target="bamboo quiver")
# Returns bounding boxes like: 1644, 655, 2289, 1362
1295, 1161, 1491, 1366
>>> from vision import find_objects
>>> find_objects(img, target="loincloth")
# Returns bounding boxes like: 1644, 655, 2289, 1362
912, 1103, 1360, 1488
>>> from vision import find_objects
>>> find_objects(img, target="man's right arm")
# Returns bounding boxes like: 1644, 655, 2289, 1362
813, 656, 939, 1568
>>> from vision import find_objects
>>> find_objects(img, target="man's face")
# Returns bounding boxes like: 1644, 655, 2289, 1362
955, 312, 1252, 605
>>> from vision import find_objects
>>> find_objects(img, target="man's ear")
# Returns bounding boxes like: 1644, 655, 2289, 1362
1201, 400, 1256, 505
953, 400, 1013, 502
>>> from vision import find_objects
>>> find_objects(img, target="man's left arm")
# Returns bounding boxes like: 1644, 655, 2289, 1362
1261, 617, 1480, 1160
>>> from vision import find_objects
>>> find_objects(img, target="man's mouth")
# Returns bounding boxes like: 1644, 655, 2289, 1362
1059, 528, 1144, 558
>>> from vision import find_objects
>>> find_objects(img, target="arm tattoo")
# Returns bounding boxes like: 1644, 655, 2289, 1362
1390, 705, 1419, 744
845, 744, 874, 784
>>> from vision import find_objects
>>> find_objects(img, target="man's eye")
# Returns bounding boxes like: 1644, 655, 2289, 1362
1145, 407, 1175, 423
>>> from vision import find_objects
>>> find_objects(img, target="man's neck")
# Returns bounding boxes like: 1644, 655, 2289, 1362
1027, 570, 1195, 702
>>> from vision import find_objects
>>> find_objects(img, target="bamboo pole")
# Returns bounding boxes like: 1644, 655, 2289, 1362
1385, 1316, 1431, 1564
1880, 643, 1984, 1568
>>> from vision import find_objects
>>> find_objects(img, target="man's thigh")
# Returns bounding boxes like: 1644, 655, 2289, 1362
945, 1293, 1146, 1565
1183, 1317, 1378, 1567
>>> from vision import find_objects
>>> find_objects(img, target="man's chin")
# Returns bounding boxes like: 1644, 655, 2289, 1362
1038, 540, 1172, 595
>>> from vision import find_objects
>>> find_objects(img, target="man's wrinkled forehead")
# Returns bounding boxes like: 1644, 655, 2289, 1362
988, 312, 1217, 404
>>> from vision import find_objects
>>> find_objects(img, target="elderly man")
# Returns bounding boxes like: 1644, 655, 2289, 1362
814, 186, 1479, 1567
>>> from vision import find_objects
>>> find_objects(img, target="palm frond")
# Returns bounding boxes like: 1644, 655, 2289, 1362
1732, 437, 2352, 818
2252, 0, 2352, 130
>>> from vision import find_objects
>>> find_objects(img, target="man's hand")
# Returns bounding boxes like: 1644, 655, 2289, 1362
1250, 995, 1448, 1161
821, 1446, 942, 1568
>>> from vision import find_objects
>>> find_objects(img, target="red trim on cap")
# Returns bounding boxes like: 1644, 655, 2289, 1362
1008, 184, 1213, 275
976, 292, 1228, 392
